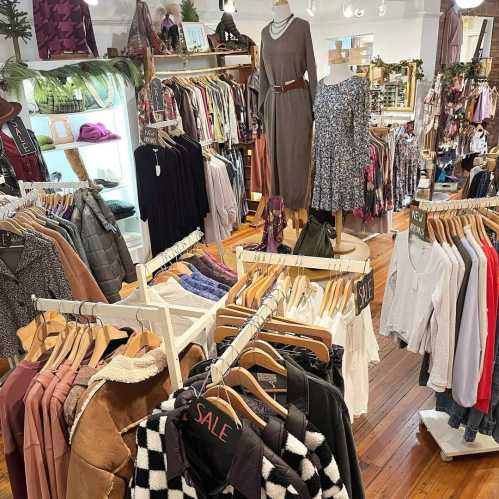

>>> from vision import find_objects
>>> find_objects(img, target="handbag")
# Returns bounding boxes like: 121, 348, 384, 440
293, 216, 334, 259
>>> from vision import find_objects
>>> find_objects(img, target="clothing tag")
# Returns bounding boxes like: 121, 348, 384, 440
7, 117, 36, 156
0, 231, 25, 248
0, 175, 5, 185
255, 372, 287, 391
156, 163, 161, 176
355, 270, 374, 316
150, 78, 165, 113
186, 397, 241, 448
409, 205, 428, 241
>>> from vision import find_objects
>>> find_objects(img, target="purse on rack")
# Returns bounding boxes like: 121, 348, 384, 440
293, 216, 334, 259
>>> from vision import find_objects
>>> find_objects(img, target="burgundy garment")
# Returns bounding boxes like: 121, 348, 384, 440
0, 131, 46, 182
439, 7, 463, 67
32, 0, 98, 60
0, 361, 42, 499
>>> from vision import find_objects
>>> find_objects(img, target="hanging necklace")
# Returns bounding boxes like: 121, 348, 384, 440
270, 14, 294, 38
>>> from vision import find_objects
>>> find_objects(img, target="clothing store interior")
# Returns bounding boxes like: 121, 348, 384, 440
1, 0, 499, 497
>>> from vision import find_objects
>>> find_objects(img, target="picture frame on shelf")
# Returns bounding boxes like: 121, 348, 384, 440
181, 22, 210, 52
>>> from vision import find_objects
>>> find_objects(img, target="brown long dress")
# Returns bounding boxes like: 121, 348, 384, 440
259, 17, 317, 210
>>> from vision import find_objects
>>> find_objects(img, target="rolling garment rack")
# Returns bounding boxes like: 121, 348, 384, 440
414, 196, 499, 461
211, 248, 372, 384
31, 296, 186, 391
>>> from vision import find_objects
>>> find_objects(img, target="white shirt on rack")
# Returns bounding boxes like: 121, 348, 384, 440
380, 230, 453, 391
285, 283, 324, 325
465, 225, 488, 377
318, 299, 379, 422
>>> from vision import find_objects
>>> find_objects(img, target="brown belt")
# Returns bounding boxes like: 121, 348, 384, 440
272, 77, 305, 94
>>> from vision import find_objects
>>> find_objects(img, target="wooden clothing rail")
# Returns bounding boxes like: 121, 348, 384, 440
31, 296, 184, 391
154, 64, 252, 77
415, 197, 499, 212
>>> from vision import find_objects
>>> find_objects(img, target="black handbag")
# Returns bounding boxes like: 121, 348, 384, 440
293, 216, 334, 258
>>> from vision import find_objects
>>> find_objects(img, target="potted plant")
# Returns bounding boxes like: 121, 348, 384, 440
0, 0, 32, 63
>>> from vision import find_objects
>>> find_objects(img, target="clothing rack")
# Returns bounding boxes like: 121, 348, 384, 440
0, 190, 38, 219
31, 296, 185, 391
19, 180, 90, 197
235, 247, 371, 278
210, 281, 285, 384
154, 63, 251, 77
415, 197, 499, 212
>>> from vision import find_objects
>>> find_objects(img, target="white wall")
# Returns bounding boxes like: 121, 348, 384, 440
0, 0, 441, 80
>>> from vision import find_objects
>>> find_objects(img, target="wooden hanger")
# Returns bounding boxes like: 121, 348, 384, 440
71, 325, 95, 370
327, 277, 344, 317
338, 279, 353, 314
203, 385, 266, 429
320, 278, 336, 318
215, 314, 332, 345
245, 339, 284, 361
42, 321, 79, 372
205, 396, 242, 424
227, 263, 259, 304
21, 313, 64, 360
123, 328, 161, 357
88, 323, 129, 368
219, 366, 288, 418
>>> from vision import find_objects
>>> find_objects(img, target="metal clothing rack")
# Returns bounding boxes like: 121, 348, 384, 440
415, 195, 499, 461
19, 180, 90, 197
31, 296, 185, 391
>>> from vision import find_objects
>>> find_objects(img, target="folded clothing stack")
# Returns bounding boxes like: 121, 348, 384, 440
105, 199, 135, 220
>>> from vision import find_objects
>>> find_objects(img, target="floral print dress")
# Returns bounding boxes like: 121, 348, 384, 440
312, 77, 370, 212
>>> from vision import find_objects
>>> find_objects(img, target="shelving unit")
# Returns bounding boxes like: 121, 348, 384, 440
153, 50, 249, 60
39, 138, 120, 153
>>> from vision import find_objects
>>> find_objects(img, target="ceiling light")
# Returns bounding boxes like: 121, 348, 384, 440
306, 0, 317, 17
343, 3, 354, 18
219, 0, 236, 13
378, 0, 387, 16
455, 0, 485, 7
84, 0, 98, 5
355, 8, 365, 17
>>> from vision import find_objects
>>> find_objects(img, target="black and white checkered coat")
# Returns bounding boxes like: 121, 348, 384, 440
130, 403, 311, 498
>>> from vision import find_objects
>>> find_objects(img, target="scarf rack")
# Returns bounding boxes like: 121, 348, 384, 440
31, 295, 185, 391
19, 180, 90, 197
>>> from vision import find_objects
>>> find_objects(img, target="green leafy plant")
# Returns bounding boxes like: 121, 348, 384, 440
0, 58, 143, 99
0, 0, 32, 62
181, 0, 199, 22
442, 61, 481, 84
371, 56, 425, 81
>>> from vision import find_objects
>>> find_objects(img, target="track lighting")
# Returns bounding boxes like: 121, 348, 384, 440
84, 0, 98, 5
219, 0, 236, 13
343, 3, 354, 18
378, 0, 387, 17
306, 0, 317, 17
354, 8, 365, 17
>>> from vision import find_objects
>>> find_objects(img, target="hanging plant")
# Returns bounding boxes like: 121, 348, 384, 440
0, 57, 143, 98
442, 61, 481, 84
371, 56, 425, 81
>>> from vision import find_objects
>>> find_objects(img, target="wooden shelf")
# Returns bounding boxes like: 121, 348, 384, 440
154, 50, 249, 60
31, 106, 118, 118
40, 138, 120, 153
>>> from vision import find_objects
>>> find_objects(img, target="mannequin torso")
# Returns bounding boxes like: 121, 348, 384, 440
324, 62, 355, 86
270, 3, 295, 40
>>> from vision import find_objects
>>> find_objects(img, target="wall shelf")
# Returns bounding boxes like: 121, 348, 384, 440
154, 50, 249, 60
40, 138, 120, 153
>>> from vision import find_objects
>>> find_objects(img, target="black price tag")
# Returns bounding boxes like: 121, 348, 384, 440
7, 117, 36, 156
142, 126, 160, 145
186, 397, 241, 449
355, 270, 374, 316
409, 205, 428, 241
150, 78, 165, 113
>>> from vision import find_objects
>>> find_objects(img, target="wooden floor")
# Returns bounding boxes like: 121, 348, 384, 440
0, 209, 499, 497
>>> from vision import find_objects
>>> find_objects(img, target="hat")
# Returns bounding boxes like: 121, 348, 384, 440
0, 97, 22, 126
78, 123, 120, 143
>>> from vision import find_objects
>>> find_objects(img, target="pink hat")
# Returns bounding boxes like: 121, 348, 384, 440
78, 123, 120, 142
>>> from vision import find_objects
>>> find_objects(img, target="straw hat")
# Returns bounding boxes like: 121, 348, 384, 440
0, 97, 22, 126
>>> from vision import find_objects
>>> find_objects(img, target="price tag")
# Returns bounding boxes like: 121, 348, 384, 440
355, 270, 374, 316
409, 205, 428, 241
150, 78, 165, 113
7, 117, 36, 156
0, 175, 5, 185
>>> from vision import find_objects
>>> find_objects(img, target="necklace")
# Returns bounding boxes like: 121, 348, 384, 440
270, 14, 294, 37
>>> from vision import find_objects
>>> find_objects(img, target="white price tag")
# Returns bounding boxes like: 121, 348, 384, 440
0, 175, 5, 185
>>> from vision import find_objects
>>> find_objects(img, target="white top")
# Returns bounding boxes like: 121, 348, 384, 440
319, 298, 379, 421
285, 282, 324, 325
116, 279, 215, 356
465, 226, 488, 376
380, 231, 453, 391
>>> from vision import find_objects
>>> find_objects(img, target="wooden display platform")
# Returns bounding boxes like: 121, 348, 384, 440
419, 410, 499, 462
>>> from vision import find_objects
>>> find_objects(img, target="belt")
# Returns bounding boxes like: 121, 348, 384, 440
272, 77, 305, 94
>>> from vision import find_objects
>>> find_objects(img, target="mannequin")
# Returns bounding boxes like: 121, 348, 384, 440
453, 2, 460, 13
326, 41, 356, 254
272, 0, 292, 22
324, 41, 354, 86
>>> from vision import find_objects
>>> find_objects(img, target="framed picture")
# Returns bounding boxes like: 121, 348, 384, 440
181, 22, 210, 52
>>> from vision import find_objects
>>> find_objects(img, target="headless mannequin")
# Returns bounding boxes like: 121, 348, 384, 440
326, 42, 356, 254
272, 2, 292, 23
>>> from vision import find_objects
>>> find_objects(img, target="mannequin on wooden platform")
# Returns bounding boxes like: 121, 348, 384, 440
325, 42, 357, 254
